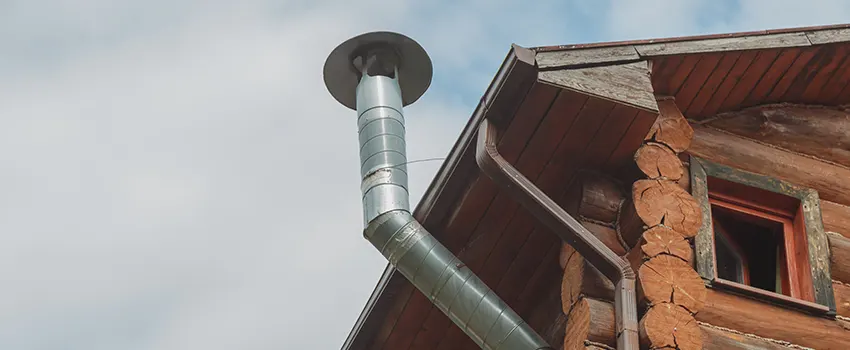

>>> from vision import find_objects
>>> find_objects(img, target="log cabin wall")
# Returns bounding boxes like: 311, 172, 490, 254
559, 96, 850, 349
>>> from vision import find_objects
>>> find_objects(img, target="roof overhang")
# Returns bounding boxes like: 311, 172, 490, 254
342, 23, 850, 350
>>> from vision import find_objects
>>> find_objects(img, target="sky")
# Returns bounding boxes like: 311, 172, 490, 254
1, 1, 849, 349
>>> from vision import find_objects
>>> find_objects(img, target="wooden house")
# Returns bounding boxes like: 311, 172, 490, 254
341, 24, 850, 350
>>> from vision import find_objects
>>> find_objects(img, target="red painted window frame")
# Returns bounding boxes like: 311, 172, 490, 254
707, 191, 815, 303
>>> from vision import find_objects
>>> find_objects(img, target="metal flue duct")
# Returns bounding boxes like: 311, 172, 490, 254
323, 32, 552, 350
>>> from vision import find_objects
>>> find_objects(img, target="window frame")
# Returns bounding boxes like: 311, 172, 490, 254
689, 156, 835, 314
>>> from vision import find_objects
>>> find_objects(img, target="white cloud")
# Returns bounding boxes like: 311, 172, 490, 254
1, 1, 847, 349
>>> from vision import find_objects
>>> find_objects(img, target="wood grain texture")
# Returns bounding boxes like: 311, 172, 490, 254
539, 61, 658, 113
639, 255, 706, 313
604, 110, 659, 171
561, 245, 615, 313
640, 303, 702, 350
635, 142, 684, 180
720, 49, 781, 112
689, 125, 850, 207
634, 32, 810, 56
706, 104, 850, 167
700, 324, 803, 350
630, 226, 694, 266
674, 53, 723, 108
565, 171, 624, 224
834, 281, 850, 318
561, 297, 844, 350
830, 232, 850, 284
697, 288, 850, 349
536, 45, 640, 69
807, 28, 850, 44
645, 99, 694, 153
823, 200, 850, 239
765, 47, 820, 102
563, 298, 616, 350
800, 45, 849, 103
743, 48, 801, 105
685, 52, 741, 115
633, 179, 702, 237
700, 51, 758, 117
618, 195, 644, 249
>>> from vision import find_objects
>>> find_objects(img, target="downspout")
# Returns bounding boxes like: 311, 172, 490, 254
324, 31, 552, 350
475, 119, 639, 350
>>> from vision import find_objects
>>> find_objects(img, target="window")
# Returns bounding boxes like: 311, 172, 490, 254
690, 157, 835, 314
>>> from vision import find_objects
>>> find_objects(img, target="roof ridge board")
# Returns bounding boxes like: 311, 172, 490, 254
532, 23, 850, 53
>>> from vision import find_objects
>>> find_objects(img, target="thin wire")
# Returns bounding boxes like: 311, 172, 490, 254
386, 157, 446, 169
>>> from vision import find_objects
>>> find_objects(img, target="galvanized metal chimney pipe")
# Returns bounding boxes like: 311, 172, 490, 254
324, 32, 552, 350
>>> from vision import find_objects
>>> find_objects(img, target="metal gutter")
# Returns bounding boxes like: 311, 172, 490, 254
475, 118, 639, 350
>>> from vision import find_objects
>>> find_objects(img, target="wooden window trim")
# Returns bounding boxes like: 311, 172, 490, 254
708, 196, 813, 300
689, 155, 835, 315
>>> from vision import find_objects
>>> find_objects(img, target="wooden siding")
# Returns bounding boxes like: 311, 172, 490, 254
652, 44, 850, 119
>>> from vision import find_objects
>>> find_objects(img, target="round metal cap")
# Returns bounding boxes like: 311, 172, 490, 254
323, 31, 433, 110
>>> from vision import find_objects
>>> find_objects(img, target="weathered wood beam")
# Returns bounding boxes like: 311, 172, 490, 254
625, 226, 693, 271
631, 179, 702, 238
562, 172, 628, 255
634, 141, 684, 180
688, 124, 850, 206
564, 297, 826, 350
698, 288, 850, 349
538, 61, 658, 113
634, 32, 811, 56
700, 323, 808, 350
640, 302, 702, 350
823, 200, 850, 239
638, 255, 706, 313
645, 98, 694, 153
829, 232, 850, 283
703, 104, 850, 168
536, 46, 640, 69
563, 297, 616, 350
564, 171, 624, 224
561, 244, 615, 313
834, 280, 850, 318
622, 97, 708, 350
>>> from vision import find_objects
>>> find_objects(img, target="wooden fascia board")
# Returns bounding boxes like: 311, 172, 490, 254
538, 61, 659, 113
535, 26, 850, 69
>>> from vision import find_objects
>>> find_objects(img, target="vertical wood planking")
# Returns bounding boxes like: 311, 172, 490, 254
651, 56, 685, 94
838, 79, 850, 103
819, 53, 850, 103
699, 51, 758, 117
782, 46, 836, 101
674, 53, 723, 110
800, 45, 849, 103
743, 48, 801, 106
686, 53, 740, 116
583, 104, 640, 169
604, 110, 658, 170
719, 49, 781, 112
668, 55, 702, 96
765, 47, 820, 102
